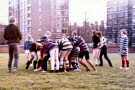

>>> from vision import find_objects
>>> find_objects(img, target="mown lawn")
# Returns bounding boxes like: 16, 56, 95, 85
0, 53, 135, 90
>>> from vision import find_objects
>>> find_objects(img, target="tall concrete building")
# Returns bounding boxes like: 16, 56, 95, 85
0, 24, 6, 45
107, 0, 135, 47
9, 0, 69, 42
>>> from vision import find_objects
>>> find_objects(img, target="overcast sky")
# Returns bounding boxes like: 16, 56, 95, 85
0, 0, 107, 25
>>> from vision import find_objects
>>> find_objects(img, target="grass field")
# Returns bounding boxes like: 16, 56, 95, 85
0, 53, 135, 90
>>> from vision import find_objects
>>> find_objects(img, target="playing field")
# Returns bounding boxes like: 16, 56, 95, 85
0, 53, 135, 90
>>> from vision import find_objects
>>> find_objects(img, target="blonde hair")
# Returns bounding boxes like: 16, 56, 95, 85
26, 34, 32, 39
44, 31, 52, 38
9, 16, 16, 24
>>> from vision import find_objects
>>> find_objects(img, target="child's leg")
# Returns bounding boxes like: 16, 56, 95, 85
97, 49, 101, 65
55, 48, 59, 71
31, 52, 38, 70
26, 53, 33, 69
93, 49, 99, 65
64, 50, 71, 71
125, 55, 129, 68
78, 52, 90, 71
85, 51, 97, 71
50, 49, 55, 71
121, 55, 125, 68
59, 51, 67, 72
25, 50, 30, 61
42, 55, 50, 71
37, 59, 42, 68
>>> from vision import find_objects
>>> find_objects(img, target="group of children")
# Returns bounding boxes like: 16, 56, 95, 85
24, 29, 130, 73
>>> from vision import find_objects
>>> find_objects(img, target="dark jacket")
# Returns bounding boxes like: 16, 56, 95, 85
92, 36, 100, 49
4, 24, 22, 44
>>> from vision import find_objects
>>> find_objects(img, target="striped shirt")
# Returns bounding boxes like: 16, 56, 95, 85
73, 36, 89, 52
100, 36, 107, 45
41, 42, 58, 54
57, 38, 73, 51
118, 36, 129, 55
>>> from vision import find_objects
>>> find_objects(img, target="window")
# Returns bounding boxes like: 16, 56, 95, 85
62, 17, 69, 22
107, 8, 113, 13
108, 14, 113, 20
28, 7, 31, 11
118, 12, 124, 17
27, 20, 31, 25
61, 11, 68, 16
113, 6, 117, 12
27, 14, 31, 18
62, 23, 69, 27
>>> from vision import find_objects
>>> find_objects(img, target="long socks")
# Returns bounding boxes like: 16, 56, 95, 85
126, 60, 129, 67
33, 61, 37, 69
37, 59, 42, 68
26, 61, 31, 69
122, 60, 125, 67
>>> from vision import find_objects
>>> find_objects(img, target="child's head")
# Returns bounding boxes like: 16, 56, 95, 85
62, 33, 67, 38
92, 30, 97, 36
39, 36, 48, 42
96, 31, 102, 37
26, 34, 32, 40
44, 31, 52, 38
120, 29, 127, 36
72, 30, 77, 35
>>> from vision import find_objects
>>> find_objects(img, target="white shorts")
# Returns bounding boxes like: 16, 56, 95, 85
25, 50, 30, 55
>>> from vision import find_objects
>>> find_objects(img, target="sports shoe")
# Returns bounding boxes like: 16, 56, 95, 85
41, 70, 47, 73
124, 67, 129, 70
30, 63, 33, 67
119, 67, 124, 69
37, 67, 42, 71
12, 68, 17, 74
66, 68, 70, 72
8, 70, 12, 73
55, 70, 59, 73
8, 68, 12, 73
50, 70, 54, 73
33, 69, 38, 71
74, 68, 81, 71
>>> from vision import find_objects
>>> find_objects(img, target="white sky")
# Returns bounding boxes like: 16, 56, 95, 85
0, 0, 107, 25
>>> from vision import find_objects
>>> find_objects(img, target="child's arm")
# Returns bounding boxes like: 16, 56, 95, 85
24, 41, 27, 50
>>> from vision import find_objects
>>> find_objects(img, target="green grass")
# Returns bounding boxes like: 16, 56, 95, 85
0, 53, 135, 90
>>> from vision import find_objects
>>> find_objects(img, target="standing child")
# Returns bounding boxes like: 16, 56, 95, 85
119, 29, 129, 70
24, 34, 34, 64
92, 30, 101, 66
97, 32, 113, 67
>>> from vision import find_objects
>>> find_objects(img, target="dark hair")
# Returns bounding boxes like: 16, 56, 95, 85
97, 31, 102, 37
123, 30, 127, 35
92, 30, 97, 36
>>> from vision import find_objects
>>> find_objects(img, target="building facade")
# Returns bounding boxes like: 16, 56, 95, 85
0, 24, 6, 45
9, 0, 69, 42
107, 0, 135, 47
